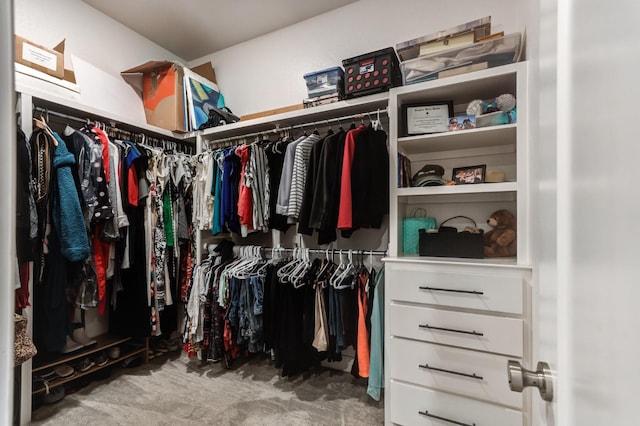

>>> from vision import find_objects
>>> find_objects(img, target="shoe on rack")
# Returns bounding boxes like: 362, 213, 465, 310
54, 364, 75, 379
61, 335, 83, 354
107, 346, 121, 360
72, 327, 97, 347
92, 351, 108, 367
76, 357, 95, 373
42, 386, 65, 404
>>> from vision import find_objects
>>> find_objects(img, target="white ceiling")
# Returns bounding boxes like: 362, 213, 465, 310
82, 0, 358, 61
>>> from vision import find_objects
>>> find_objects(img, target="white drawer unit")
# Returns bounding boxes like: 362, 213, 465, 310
387, 263, 524, 315
390, 380, 523, 426
385, 64, 532, 425
389, 303, 523, 357
389, 337, 522, 409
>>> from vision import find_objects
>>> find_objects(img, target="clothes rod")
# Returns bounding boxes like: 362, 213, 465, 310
209, 107, 388, 146
33, 106, 187, 144
207, 243, 387, 257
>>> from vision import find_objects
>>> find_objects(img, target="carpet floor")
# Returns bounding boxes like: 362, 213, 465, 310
31, 353, 384, 425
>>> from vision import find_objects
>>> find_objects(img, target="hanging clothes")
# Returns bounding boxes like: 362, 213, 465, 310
51, 132, 91, 262
285, 133, 321, 221
337, 125, 367, 233
236, 144, 254, 235
247, 143, 269, 232
367, 266, 385, 401
275, 135, 306, 215
350, 126, 390, 232
265, 139, 292, 232
297, 131, 330, 235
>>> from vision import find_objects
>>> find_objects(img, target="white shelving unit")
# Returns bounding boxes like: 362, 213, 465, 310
384, 62, 533, 426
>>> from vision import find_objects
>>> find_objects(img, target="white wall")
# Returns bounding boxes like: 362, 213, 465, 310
189, 0, 524, 117
14, 0, 186, 120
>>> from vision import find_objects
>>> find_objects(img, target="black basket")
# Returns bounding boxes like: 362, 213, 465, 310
419, 216, 484, 259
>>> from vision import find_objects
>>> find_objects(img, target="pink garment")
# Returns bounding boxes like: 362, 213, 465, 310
337, 125, 366, 229
235, 145, 253, 228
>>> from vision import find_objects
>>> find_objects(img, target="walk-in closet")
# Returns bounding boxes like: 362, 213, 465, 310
3, 1, 639, 425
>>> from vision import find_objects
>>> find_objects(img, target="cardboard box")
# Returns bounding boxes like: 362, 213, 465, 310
121, 61, 221, 132
15, 35, 66, 79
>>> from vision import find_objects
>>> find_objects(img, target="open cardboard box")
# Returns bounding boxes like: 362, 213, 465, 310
14, 35, 76, 83
121, 61, 220, 132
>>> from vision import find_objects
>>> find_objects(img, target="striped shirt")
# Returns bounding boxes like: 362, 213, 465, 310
246, 144, 269, 231
275, 135, 306, 215
286, 133, 321, 220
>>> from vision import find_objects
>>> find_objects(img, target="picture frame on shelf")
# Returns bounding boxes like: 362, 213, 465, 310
402, 101, 454, 136
447, 114, 476, 131
452, 164, 486, 184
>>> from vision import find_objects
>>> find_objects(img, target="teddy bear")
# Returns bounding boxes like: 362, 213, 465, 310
483, 209, 517, 257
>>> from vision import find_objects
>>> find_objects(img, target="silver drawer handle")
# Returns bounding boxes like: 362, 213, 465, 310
418, 410, 475, 426
419, 323, 484, 336
418, 363, 483, 380
419, 286, 484, 295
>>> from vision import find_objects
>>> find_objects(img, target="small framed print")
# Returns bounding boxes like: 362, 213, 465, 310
452, 164, 487, 185
448, 114, 476, 131
402, 101, 454, 136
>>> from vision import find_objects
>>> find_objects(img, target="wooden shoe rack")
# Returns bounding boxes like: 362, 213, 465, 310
31, 334, 149, 395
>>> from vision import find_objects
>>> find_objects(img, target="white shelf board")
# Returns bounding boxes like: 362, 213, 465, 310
200, 91, 389, 140
396, 181, 517, 197
394, 62, 522, 105
398, 124, 516, 155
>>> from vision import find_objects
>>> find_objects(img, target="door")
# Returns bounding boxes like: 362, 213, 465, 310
531, 1, 640, 425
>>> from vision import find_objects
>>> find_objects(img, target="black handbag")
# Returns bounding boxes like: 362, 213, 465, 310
419, 216, 484, 258
198, 106, 240, 130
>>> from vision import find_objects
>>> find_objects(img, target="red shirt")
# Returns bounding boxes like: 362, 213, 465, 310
337, 125, 366, 229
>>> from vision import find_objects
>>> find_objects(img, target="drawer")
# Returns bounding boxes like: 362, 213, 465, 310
389, 337, 522, 408
389, 304, 523, 356
390, 380, 523, 426
387, 263, 524, 314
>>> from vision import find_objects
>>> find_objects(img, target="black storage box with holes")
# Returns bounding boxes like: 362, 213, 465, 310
418, 216, 484, 259
342, 47, 402, 98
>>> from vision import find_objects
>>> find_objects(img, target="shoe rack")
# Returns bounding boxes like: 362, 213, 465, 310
31, 334, 149, 396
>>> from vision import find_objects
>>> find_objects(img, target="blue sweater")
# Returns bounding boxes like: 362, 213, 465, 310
52, 133, 90, 262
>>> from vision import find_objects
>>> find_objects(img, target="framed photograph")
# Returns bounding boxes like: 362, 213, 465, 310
447, 114, 476, 131
452, 164, 487, 184
402, 101, 454, 136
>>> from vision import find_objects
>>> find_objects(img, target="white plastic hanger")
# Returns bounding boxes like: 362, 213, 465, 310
329, 250, 347, 288
334, 250, 355, 290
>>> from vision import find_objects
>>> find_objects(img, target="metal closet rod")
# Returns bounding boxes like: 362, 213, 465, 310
209, 107, 388, 146
32, 106, 187, 146
210, 244, 387, 257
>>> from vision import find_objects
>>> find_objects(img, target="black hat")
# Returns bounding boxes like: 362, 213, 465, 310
412, 164, 445, 187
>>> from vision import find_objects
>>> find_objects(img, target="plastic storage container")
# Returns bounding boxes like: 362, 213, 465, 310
303, 66, 344, 98
401, 33, 522, 85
